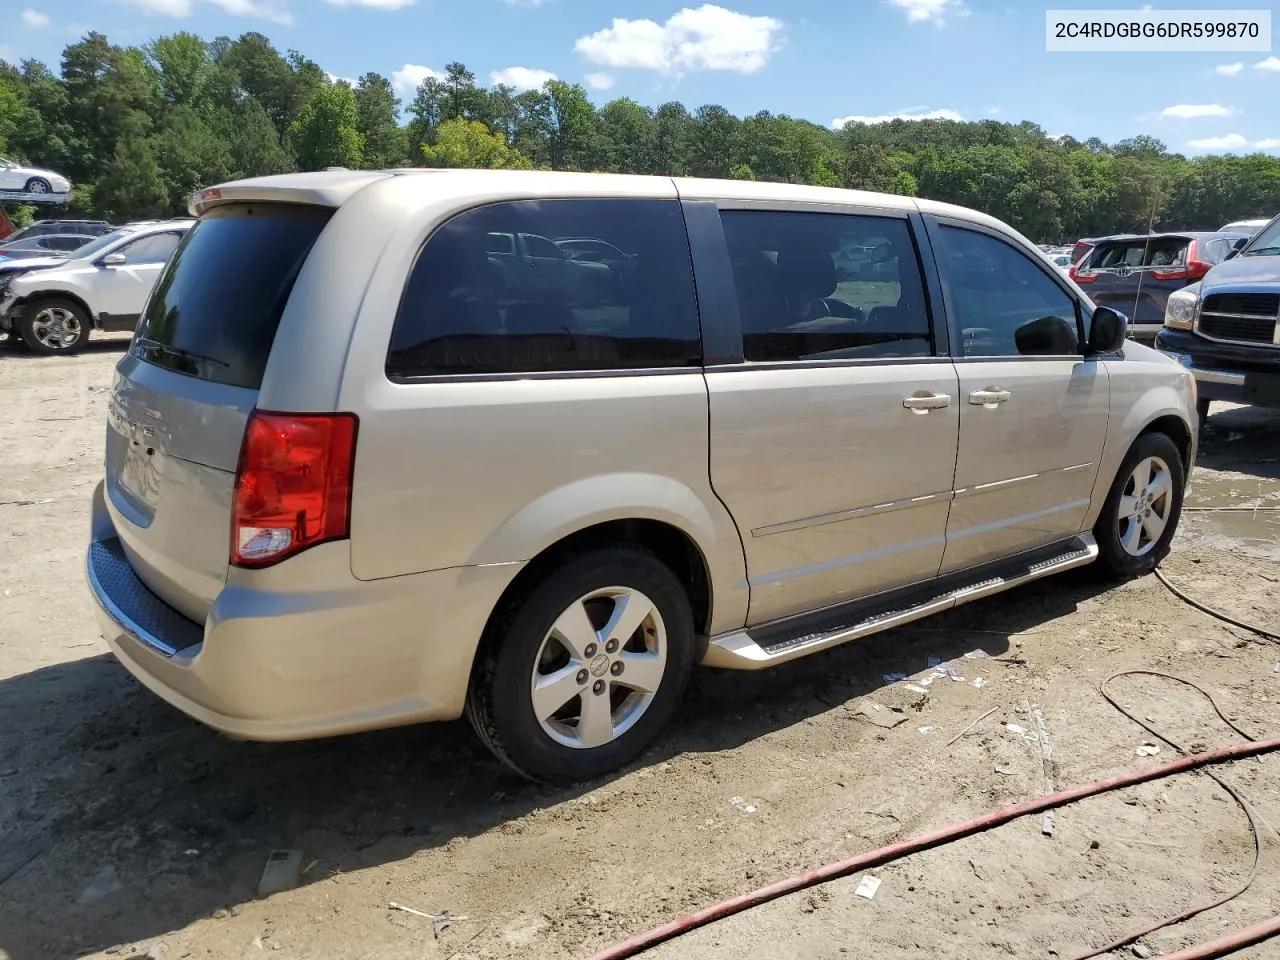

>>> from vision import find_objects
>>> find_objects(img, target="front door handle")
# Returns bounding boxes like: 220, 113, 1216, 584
969, 388, 1012, 407
903, 392, 953, 414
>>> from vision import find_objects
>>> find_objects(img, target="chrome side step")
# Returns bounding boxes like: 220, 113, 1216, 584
701, 534, 1098, 670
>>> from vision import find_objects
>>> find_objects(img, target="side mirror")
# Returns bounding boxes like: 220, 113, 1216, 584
1015, 315, 1080, 356
1088, 306, 1127, 354
100, 252, 126, 266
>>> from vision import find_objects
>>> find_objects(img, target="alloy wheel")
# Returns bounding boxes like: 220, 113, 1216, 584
1117, 455, 1173, 557
530, 586, 667, 749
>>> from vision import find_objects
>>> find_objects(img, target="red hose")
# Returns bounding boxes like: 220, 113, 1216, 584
1159, 913, 1280, 959
587, 735, 1280, 960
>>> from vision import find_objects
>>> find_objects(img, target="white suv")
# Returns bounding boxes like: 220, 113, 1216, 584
0, 220, 192, 353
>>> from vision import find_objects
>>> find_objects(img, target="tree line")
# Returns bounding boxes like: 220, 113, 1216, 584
2, 31, 1278, 241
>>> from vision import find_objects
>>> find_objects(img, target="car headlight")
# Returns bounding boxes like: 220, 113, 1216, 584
1164, 287, 1199, 330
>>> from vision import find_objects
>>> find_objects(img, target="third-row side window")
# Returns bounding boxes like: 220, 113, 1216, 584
719, 209, 934, 362
387, 199, 702, 377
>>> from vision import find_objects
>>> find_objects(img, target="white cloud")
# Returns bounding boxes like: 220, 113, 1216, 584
119, 0, 193, 14
504, 0, 552, 5
575, 4, 783, 76
1255, 56, 1280, 72
585, 72, 616, 91
886, 0, 966, 25
207, 0, 292, 23
1216, 62, 1244, 76
490, 66, 557, 91
21, 8, 51, 27
1186, 133, 1280, 152
327, 72, 357, 86
1160, 103, 1233, 119
0, 46, 17, 65
986, 105, 1002, 115
326, 0, 415, 8
831, 107, 963, 128
391, 63, 443, 97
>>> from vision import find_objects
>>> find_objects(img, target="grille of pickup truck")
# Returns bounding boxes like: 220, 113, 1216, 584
1198, 293, 1280, 345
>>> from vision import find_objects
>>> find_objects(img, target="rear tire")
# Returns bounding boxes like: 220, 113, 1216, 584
18, 298, 91, 355
466, 544, 695, 784
1093, 431, 1185, 579
1196, 398, 1210, 430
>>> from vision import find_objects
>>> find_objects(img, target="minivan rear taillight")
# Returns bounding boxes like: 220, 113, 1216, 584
1152, 240, 1211, 282
231, 411, 358, 568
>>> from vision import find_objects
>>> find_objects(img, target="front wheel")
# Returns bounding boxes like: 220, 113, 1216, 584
1093, 431, 1185, 578
466, 545, 695, 784
19, 298, 91, 354
24, 177, 51, 195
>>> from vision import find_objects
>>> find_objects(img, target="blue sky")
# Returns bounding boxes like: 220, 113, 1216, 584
6, 0, 1279, 154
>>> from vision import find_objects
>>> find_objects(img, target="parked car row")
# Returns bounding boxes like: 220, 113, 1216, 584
1068, 230, 1251, 343
0, 219, 193, 353
1156, 212, 1280, 424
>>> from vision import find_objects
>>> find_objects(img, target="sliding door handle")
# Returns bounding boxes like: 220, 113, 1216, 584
903, 392, 953, 413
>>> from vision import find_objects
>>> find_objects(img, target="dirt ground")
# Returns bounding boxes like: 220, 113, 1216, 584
2, 336, 1279, 960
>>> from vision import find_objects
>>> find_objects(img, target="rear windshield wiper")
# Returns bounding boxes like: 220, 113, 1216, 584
135, 337, 229, 368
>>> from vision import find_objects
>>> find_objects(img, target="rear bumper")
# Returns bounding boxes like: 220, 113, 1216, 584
86, 481, 521, 741
1154, 328, 1280, 407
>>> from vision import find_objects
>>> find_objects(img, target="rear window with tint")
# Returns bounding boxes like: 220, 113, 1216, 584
1088, 238, 1190, 270
133, 203, 333, 390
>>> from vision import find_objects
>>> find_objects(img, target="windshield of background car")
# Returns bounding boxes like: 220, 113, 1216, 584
1242, 218, 1280, 256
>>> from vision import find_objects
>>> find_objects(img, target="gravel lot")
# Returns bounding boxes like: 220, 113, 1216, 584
2, 337, 1279, 960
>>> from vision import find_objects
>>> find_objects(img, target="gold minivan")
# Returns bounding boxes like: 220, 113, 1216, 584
86, 170, 1197, 782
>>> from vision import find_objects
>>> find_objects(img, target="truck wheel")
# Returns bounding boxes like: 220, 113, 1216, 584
1093, 431, 1185, 579
19, 298, 91, 355
466, 545, 695, 784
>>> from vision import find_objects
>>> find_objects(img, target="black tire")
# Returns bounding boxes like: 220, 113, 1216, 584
1093, 431, 1185, 579
24, 177, 51, 195
1196, 397, 1211, 430
466, 544, 696, 784
18, 298, 91, 355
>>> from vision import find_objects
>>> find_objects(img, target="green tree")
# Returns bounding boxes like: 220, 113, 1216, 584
152, 104, 233, 211
420, 117, 531, 169
289, 82, 364, 171
148, 33, 213, 107
95, 137, 168, 220
354, 72, 404, 168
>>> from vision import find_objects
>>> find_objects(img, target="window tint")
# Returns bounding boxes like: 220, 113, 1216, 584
1088, 238, 1190, 270
122, 232, 182, 265
936, 226, 1080, 357
134, 204, 332, 389
719, 210, 933, 362
387, 199, 702, 377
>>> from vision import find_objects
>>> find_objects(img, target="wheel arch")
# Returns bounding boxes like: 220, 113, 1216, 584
16, 289, 97, 329
465, 472, 748, 635
1084, 384, 1195, 530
